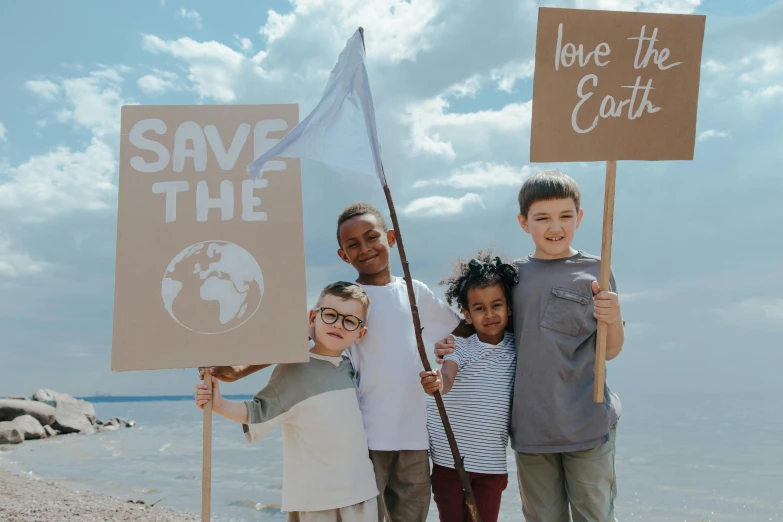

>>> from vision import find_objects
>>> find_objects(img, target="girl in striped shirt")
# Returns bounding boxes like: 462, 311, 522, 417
420, 252, 519, 522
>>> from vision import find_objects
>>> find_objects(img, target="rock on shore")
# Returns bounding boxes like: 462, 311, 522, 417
0, 399, 56, 426
0, 389, 134, 445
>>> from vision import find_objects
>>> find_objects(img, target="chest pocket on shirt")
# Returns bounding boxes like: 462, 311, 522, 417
541, 287, 591, 337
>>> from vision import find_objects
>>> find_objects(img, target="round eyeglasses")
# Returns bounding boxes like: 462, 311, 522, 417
316, 307, 364, 331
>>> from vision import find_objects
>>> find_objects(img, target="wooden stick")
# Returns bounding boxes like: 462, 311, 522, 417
383, 182, 483, 522
594, 160, 617, 403
201, 374, 213, 521
358, 26, 480, 521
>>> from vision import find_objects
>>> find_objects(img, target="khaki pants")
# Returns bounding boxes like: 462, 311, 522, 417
515, 424, 618, 522
287, 497, 378, 522
370, 450, 431, 522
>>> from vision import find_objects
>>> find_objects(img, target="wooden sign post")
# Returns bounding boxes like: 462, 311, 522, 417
112, 105, 310, 520
530, 7, 706, 402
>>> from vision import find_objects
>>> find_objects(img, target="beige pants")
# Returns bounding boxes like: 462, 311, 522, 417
287, 497, 378, 522
369, 450, 431, 522
515, 423, 618, 522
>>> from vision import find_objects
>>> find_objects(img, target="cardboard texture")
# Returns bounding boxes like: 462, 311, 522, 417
530, 7, 706, 162
112, 105, 309, 371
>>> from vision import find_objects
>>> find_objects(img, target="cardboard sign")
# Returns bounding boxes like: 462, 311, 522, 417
530, 8, 706, 162
112, 105, 309, 371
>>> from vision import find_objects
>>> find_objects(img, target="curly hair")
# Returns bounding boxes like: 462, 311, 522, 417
439, 249, 519, 311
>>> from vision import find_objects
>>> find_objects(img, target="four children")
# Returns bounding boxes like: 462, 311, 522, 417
196, 170, 625, 522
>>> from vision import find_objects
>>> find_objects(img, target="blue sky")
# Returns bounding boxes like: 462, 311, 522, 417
1, 0, 782, 397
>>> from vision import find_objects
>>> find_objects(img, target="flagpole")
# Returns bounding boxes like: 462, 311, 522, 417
358, 28, 482, 522
381, 177, 482, 522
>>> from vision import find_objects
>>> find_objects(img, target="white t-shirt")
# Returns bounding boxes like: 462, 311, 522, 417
348, 278, 460, 450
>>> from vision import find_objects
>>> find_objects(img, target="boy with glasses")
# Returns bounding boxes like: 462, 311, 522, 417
196, 282, 379, 522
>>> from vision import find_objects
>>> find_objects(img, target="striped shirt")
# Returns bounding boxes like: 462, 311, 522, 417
426, 332, 517, 474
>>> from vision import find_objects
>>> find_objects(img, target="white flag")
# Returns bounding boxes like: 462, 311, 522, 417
247, 29, 386, 186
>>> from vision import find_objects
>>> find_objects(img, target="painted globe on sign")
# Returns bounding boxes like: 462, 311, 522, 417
161, 241, 264, 334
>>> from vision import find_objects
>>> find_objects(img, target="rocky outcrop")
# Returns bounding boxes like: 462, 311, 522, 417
33, 390, 97, 424
0, 390, 134, 444
0, 399, 56, 426
11, 415, 46, 440
51, 401, 95, 435
32, 389, 61, 403
0, 421, 23, 444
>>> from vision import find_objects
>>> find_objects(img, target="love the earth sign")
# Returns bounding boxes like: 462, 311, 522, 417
530, 8, 706, 162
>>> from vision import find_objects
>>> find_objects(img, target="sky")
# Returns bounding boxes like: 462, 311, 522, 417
0, 0, 782, 397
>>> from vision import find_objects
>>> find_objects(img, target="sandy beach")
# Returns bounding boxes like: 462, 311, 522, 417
0, 469, 198, 522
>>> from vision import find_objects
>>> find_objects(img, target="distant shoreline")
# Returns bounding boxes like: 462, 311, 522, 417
76, 394, 254, 403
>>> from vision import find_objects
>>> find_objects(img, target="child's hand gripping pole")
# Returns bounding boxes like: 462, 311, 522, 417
382, 180, 483, 522
594, 160, 617, 403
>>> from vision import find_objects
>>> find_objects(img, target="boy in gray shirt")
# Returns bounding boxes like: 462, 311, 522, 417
436, 170, 624, 522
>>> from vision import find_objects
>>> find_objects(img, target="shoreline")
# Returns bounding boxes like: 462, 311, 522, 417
0, 468, 198, 522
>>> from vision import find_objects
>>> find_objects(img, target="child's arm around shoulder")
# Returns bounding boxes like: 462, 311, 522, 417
414, 280, 464, 342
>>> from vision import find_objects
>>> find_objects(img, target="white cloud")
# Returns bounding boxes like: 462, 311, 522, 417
738, 44, 783, 84
741, 85, 783, 102
490, 59, 535, 93
712, 298, 783, 328
22, 67, 131, 138
178, 8, 203, 29
234, 35, 253, 53
446, 75, 483, 99
0, 137, 116, 221
137, 70, 178, 95
702, 43, 783, 104
697, 129, 730, 141
414, 162, 531, 189
57, 68, 127, 136
575, 0, 701, 13
0, 122, 7, 142
402, 193, 483, 217
256, 1, 438, 65
702, 60, 727, 74
260, 9, 296, 43
406, 96, 532, 160
142, 34, 247, 102
0, 232, 48, 277
25, 79, 60, 101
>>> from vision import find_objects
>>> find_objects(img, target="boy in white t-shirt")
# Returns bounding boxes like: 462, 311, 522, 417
335, 202, 472, 522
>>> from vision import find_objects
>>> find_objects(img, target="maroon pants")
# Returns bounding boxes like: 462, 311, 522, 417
431, 463, 508, 522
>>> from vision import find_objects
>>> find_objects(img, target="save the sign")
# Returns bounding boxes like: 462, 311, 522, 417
112, 105, 309, 372
129, 119, 287, 223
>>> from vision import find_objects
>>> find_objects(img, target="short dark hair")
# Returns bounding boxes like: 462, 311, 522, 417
336, 202, 389, 247
316, 281, 371, 318
518, 170, 581, 217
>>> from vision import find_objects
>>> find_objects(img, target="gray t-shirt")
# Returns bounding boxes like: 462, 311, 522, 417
510, 251, 621, 454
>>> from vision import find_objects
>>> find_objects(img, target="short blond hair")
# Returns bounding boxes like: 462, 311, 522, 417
316, 281, 371, 318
